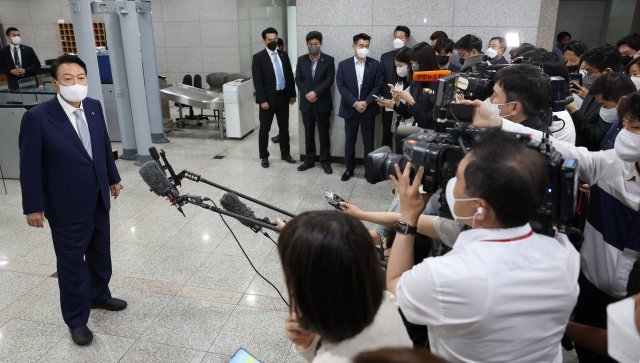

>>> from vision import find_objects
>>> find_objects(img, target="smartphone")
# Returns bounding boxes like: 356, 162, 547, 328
569, 73, 582, 86
324, 191, 346, 210
372, 94, 381, 100
229, 348, 261, 363
387, 83, 395, 89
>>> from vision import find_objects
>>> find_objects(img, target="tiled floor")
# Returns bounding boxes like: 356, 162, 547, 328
0, 106, 391, 363
0, 106, 579, 362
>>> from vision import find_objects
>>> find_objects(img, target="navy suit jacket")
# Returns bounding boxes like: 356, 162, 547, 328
336, 56, 382, 120
295, 52, 335, 113
19, 96, 120, 224
251, 49, 296, 105
0, 44, 41, 89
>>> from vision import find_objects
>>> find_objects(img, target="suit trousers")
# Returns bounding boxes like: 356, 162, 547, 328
302, 108, 331, 163
344, 113, 375, 172
380, 109, 394, 148
259, 91, 290, 159
50, 192, 112, 328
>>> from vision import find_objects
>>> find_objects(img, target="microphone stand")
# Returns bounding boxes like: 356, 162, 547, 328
178, 194, 279, 232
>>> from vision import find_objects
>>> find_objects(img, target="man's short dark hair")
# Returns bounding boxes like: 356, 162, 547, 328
556, 31, 571, 42
278, 211, 385, 342
581, 44, 624, 72
588, 72, 637, 102
563, 40, 588, 56
434, 38, 455, 54
430, 31, 448, 41
276, 38, 284, 47
616, 90, 640, 122
261, 27, 278, 40
489, 36, 507, 51
353, 33, 371, 44
5, 27, 18, 37
616, 33, 640, 52
394, 25, 411, 38
522, 51, 570, 83
454, 34, 483, 53
510, 43, 537, 59
50, 54, 88, 79
464, 128, 548, 227
494, 64, 550, 117
306, 31, 322, 43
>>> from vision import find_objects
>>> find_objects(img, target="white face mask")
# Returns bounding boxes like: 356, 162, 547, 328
445, 177, 481, 227
491, 101, 515, 118
485, 47, 498, 59
356, 48, 369, 59
607, 296, 640, 363
396, 65, 408, 77
631, 76, 640, 90
599, 106, 618, 123
58, 83, 88, 103
11, 36, 21, 45
393, 38, 405, 49
614, 129, 640, 162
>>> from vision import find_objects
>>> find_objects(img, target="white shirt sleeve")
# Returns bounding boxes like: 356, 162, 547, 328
501, 119, 603, 185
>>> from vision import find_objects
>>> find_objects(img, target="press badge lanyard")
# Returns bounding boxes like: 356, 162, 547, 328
481, 230, 534, 243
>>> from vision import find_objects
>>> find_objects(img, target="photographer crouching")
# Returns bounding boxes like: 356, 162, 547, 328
386, 129, 580, 362
461, 91, 640, 363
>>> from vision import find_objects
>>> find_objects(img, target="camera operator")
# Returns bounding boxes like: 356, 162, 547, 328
488, 64, 550, 132
453, 34, 482, 65
462, 90, 640, 363
387, 42, 439, 130
386, 129, 580, 362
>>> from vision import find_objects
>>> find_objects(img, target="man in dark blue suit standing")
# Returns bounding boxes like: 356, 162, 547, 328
0, 27, 41, 90
295, 30, 335, 174
336, 33, 382, 181
19, 55, 126, 346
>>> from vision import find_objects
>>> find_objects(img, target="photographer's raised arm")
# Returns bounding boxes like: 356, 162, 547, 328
464, 99, 601, 186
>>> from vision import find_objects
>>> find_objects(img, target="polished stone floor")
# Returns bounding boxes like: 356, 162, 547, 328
0, 106, 393, 363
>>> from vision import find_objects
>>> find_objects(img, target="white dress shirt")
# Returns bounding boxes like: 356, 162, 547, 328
551, 110, 577, 145
353, 56, 365, 100
266, 47, 284, 90
57, 93, 86, 137
294, 292, 412, 362
10, 44, 21, 67
396, 223, 580, 363
502, 119, 640, 298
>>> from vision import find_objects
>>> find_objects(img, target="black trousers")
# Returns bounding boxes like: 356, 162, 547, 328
344, 114, 375, 172
380, 109, 394, 148
302, 108, 331, 163
573, 273, 618, 363
259, 91, 290, 159
50, 192, 112, 328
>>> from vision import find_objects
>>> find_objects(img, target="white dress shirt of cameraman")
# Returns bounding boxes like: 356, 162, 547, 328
386, 132, 580, 363
465, 93, 640, 300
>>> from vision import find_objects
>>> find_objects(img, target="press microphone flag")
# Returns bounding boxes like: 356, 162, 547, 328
413, 70, 452, 82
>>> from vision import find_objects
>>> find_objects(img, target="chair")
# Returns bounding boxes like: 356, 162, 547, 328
205, 72, 228, 93
175, 74, 196, 124
192, 74, 209, 121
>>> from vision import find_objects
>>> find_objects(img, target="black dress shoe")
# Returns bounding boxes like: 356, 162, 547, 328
322, 163, 333, 174
271, 135, 280, 143
297, 162, 315, 171
281, 155, 296, 164
341, 170, 354, 181
261, 158, 269, 168
70, 325, 93, 346
91, 297, 128, 311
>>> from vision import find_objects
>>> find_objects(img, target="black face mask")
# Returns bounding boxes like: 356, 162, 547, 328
436, 55, 450, 66
622, 55, 633, 65
566, 64, 580, 73
267, 42, 278, 51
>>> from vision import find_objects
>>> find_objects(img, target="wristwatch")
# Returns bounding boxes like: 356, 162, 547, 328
395, 220, 417, 235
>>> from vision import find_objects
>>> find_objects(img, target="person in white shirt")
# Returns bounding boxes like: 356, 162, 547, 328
278, 211, 412, 363
461, 91, 640, 363
386, 129, 580, 363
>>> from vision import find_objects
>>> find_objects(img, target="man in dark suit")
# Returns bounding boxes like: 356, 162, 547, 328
295, 31, 335, 174
252, 27, 297, 168
19, 55, 125, 346
379, 25, 410, 148
0, 27, 41, 90
336, 33, 383, 181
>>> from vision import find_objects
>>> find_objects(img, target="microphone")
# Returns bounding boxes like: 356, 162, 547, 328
139, 161, 185, 216
220, 192, 275, 233
413, 70, 452, 82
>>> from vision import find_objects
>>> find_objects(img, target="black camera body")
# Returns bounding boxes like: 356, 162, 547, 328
365, 127, 579, 236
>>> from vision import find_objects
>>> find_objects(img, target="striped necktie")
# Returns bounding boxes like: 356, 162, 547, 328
13, 47, 21, 67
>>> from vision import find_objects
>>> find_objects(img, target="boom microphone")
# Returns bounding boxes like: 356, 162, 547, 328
413, 70, 452, 82
220, 193, 275, 233
139, 161, 185, 216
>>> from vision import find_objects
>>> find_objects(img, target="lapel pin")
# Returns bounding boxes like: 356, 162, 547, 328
92, 112, 95, 115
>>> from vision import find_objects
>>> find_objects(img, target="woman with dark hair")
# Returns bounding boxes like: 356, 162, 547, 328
387, 42, 439, 130
278, 211, 412, 362
377, 49, 414, 133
